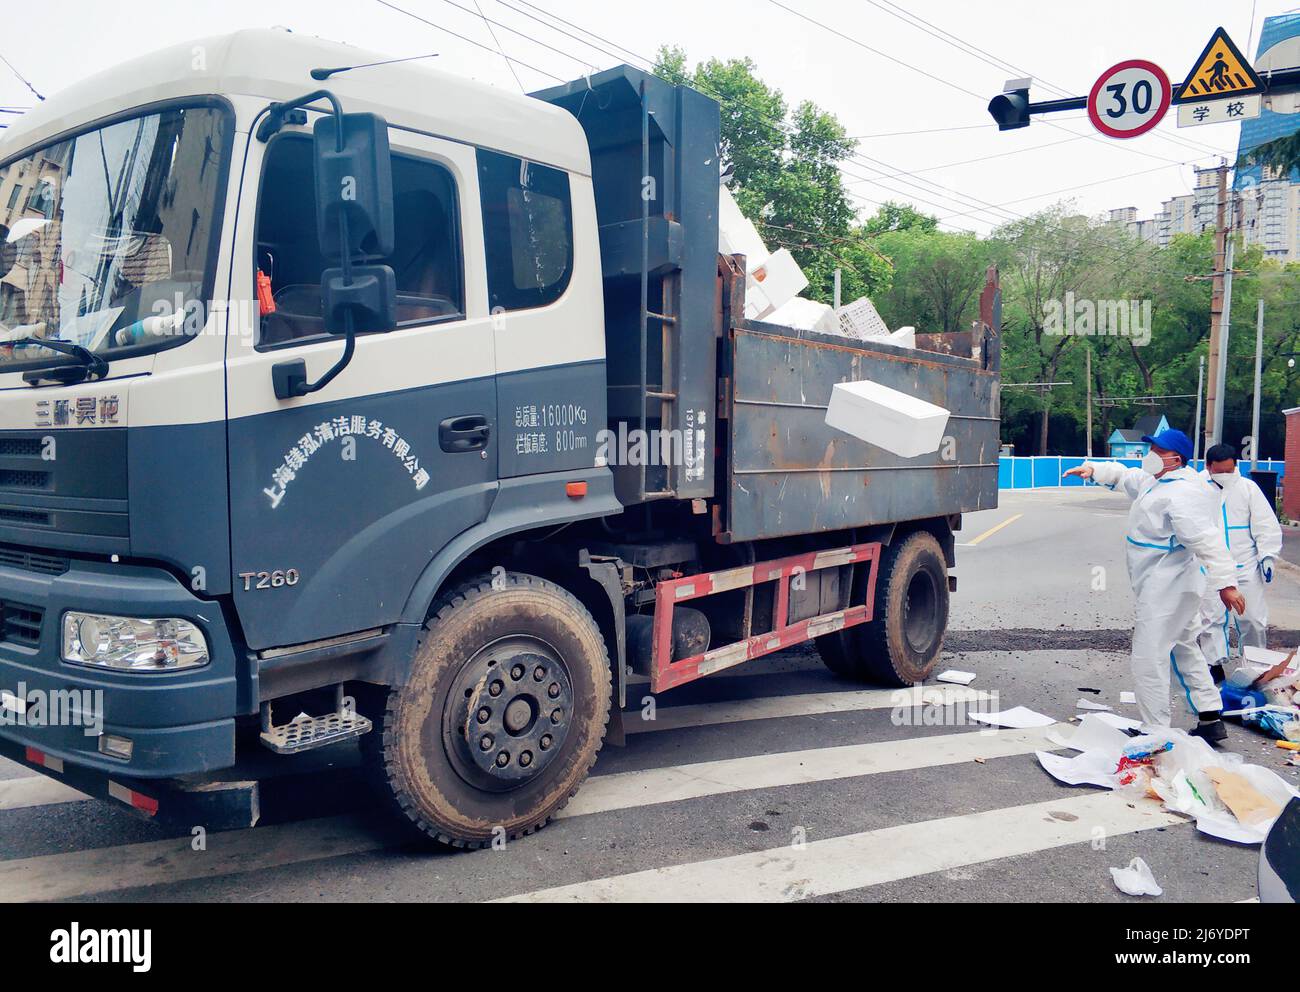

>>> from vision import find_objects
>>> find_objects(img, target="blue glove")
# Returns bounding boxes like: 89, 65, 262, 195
1262, 557, 1275, 584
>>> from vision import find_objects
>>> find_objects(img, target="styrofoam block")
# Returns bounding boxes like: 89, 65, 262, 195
749, 249, 808, 319
836, 297, 890, 340
718, 187, 770, 264
825, 380, 951, 459
887, 326, 916, 350
769, 297, 838, 333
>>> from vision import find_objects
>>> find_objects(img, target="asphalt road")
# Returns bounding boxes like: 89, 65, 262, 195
0, 487, 1294, 903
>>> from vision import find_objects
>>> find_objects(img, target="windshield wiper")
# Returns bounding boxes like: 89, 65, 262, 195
9, 338, 110, 385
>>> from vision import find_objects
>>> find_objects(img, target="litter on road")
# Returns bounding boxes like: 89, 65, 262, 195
1077, 699, 1113, 712
1110, 857, 1163, 897
937, 670, 978, 686
1038, 716, 1300, 845
969, 706, 1057, 730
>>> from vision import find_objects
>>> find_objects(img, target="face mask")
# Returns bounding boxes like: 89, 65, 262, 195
1142, 451, 1169, 476
1212, 472, 1240, 492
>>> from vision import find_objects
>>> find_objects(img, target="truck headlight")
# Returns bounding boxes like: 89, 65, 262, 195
61, 613, 209, 672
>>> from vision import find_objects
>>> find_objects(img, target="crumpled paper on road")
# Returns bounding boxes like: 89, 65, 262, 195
1037, 716, 1299, 845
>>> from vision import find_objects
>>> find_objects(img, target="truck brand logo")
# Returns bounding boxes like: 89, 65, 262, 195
35, 394, 121, 428
264, 414, 431, 509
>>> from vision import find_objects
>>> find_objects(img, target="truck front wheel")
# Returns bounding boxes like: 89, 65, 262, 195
817, 531, 949, 687
365, 573, 611, 848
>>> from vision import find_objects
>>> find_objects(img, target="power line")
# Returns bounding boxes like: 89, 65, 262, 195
373, 0, 566, 83
475, 0, 1025, 224
471, 0, 527, 92
0, 51, 42, 102
863, 0, 1228, 160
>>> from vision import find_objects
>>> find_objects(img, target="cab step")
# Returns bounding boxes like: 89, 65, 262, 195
259, 687, 372, 755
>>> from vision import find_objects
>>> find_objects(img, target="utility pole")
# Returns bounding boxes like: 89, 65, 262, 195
1085, 346, 1093, 458
1251, 298, 1265, 472
1193, 354, 1205, 463
1205, 160, 1231, 455
833, 268, 842, 311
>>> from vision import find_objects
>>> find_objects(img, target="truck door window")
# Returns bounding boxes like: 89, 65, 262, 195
255, 136, 464, 347
477, 150, 572, 312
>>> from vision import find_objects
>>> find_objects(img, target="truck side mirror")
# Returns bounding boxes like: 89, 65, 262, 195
313, 112, 395, 260
313, 112, 398, 335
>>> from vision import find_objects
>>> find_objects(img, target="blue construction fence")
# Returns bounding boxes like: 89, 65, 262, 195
998, 457, 1287, 491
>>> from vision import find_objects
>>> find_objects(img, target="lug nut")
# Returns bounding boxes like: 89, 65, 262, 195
480, 735, 494, 751
533, 666, 546, 682
551, 709, 564, 725
540, 735, 553, 751
489, 681, 504, 698
477, 708, 491, 724
519, 751, 533, 768
496, 751, 511, 768
548, 683, 561, 699
511, 664, 525, 681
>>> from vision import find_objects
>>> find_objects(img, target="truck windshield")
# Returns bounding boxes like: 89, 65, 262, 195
0, 104, 229, 369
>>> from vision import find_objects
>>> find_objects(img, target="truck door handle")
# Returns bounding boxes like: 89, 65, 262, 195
440, 415, 491, 453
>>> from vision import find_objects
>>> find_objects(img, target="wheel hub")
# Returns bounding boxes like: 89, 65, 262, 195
445, 643, 574, 792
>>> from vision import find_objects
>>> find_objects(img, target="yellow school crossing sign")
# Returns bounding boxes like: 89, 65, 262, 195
1174, 27, 1264, 103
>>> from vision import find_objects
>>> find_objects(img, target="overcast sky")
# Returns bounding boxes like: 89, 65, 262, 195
1, 0, 1294, 233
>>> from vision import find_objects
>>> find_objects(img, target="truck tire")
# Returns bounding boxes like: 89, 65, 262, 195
364, 573, 611, 848
817, 531, 948, 687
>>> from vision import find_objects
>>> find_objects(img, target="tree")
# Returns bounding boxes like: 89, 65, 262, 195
655, 46, 892, 302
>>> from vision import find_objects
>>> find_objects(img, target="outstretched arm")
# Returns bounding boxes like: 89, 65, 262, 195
1065, 461, 1149, 500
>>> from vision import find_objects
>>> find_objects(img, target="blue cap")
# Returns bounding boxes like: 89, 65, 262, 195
1143, 429, 1194, 463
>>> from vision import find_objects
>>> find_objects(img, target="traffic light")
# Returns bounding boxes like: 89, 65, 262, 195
988, 79, 1032, 131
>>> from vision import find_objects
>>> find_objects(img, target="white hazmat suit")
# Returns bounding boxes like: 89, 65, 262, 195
1085, 461, 1240, 728
1197, 471, 1282, 665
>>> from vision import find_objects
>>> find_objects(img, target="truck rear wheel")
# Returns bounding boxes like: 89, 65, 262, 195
364, 573, 611, 848
817, 531, 948, 687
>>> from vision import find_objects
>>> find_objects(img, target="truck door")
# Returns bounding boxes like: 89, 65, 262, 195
224, 125, 497, 651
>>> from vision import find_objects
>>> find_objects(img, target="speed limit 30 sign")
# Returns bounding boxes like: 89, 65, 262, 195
1088, 60, 1172, 138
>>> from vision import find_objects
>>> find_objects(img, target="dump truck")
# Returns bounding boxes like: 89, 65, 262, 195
0, 29, 1000, 846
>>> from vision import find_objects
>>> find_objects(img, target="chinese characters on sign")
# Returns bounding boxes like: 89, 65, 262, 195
512, 403, 590, 459
1176, 93, 1262, 128
35, 395, 121, 428
264, 415, 431, 509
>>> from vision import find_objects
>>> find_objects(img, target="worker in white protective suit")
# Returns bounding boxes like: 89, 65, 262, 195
1196, 443, 1283, 679
1066, 429, 1245, 743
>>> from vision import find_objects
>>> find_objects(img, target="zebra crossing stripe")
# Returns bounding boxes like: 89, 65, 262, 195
560, 724, 1062, 820
504, 793, 1187, 902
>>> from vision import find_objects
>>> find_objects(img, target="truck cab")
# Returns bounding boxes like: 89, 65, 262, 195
0, 29, 999, 845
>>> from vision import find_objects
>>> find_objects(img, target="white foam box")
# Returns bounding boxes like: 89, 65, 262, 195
748, 249, 809, 320
768, 297, 838, 333
718, 187, 770, 264
825, 380, 951, 459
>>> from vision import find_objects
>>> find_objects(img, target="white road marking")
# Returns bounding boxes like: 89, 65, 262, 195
504, 793, 1188, 902
0, 775, 86, 812
0, 815, 385, 903
560, 724, 1064, 819
623, 686, 991, 735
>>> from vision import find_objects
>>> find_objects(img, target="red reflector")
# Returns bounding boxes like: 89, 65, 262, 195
566, 482, 588, 499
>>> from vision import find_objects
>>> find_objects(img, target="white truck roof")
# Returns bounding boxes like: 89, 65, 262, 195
0, 28, 592, 175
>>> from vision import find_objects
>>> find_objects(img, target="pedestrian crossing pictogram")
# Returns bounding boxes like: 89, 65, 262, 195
1175, 27, 1264, 103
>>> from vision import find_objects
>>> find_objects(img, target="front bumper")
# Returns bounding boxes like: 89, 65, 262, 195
0, 559, 239, 778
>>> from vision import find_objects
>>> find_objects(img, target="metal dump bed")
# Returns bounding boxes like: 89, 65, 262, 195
715, 261, 1002, 544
